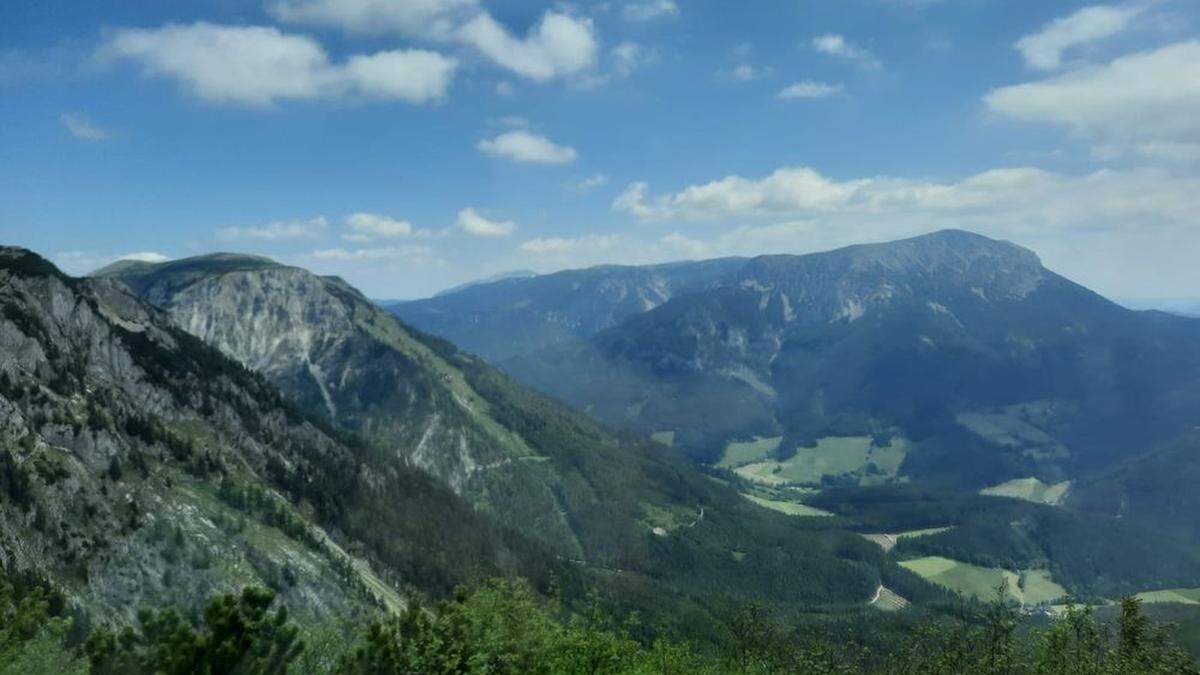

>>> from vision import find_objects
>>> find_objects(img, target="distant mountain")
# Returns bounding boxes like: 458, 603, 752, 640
391, 257, 746, 361
96, 250, 904, 616
433, 269, 539, 297
1117, 297, 1200, 318
398, 231, 1200, 494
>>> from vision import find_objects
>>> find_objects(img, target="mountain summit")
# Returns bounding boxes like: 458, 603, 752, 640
396, 231, 1200, 490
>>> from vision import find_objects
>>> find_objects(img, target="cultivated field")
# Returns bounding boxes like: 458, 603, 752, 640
721, 435, 909, 486
956, 401, 1069, 461
716, 436, 783, 468
980, 477, 1071, 506
861, 527, 953, 552
742, 493, 833, 517
870, 585, 911, 611
1135, 588, 1200, 605
899, 556, 1066, 605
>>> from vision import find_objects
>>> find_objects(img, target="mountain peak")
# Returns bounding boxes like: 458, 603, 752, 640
92, 251, 281, 277
0, 246, 71, 281
805, 229, 1039, 269
739, 229, 1044, 300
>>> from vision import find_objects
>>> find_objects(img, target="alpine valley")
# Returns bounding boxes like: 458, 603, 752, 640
5, 231, 1200, 671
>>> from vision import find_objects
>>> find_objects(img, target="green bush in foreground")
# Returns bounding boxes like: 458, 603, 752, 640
4, 575, 1199, 674
85, 587, 302, 675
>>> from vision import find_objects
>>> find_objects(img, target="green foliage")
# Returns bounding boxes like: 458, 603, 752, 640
86, 587, 303, 675
6, 574, 1200, 675
0, 570, 86, 675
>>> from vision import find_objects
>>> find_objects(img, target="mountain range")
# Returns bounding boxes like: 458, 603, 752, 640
6, 230, 1200, 648
394, 231, 1200, 496
73, 246, 929, 626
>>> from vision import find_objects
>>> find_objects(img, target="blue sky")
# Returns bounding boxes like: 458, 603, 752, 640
2, 0, 1198, 299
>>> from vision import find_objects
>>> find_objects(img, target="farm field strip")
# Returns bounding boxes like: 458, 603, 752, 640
899, 556, 1066, 605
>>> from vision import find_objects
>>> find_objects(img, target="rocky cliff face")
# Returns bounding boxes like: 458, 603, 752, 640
99, 256, 626, 558
105, 259, 494, 489
0, 248, 403, 621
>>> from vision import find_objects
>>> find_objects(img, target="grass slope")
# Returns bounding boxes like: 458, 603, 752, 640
980, 477, 1071, 506
900, 556, 1066, 605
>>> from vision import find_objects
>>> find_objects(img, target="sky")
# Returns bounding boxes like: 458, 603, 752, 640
1, 0, 1198, 300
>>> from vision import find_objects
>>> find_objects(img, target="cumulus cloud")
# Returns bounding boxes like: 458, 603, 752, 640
341, 49, 459, 102
270, 2, 599, 85
612, 165, 1199, 229
456, 11, 598, 82
778, 80, 843, 99
1015, 4, 1143, 70
812, 34, 880, 69
101, 22, 456, 106
60, 112, 112, 140
269, 0, 476, 38
621, 0, 679, 22
608, 164, 1200, 296
343, 212, 414, 242
217, 216, 328, 240
455, 207, 516, 236
985, 41, 1200, 159
477, 129, 577, 164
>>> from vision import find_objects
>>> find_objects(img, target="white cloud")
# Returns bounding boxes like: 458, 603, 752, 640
812, 34, 880, 69
270, 2, 599, 86
614, 168, 855, 220
519, 234, 619, 255
343, 212, 414, 242
60, 112, 112, 141
310, 244, 441, 266
611, 41, 656, 77
621, 0, 678, 22
1015, 4, 1142, 70
268, 0, 477, 38
778, 80, 843, 99
608, 164, 1200, 296
574, 41, 658, 90
495, 80, 516, 97
102, 23, 456, 106
118, 251, 170, 263
457, 11, 598, 82
570, 174, 610, 193
217, 216, 328, 240
477, 129, 577, 164
985, 41, 1200, 159
455, 207, 516, 236
341, 49, 458, 102
612, 165, 1199, 229
54, 250, 169, 275
612, 182, 658, 219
